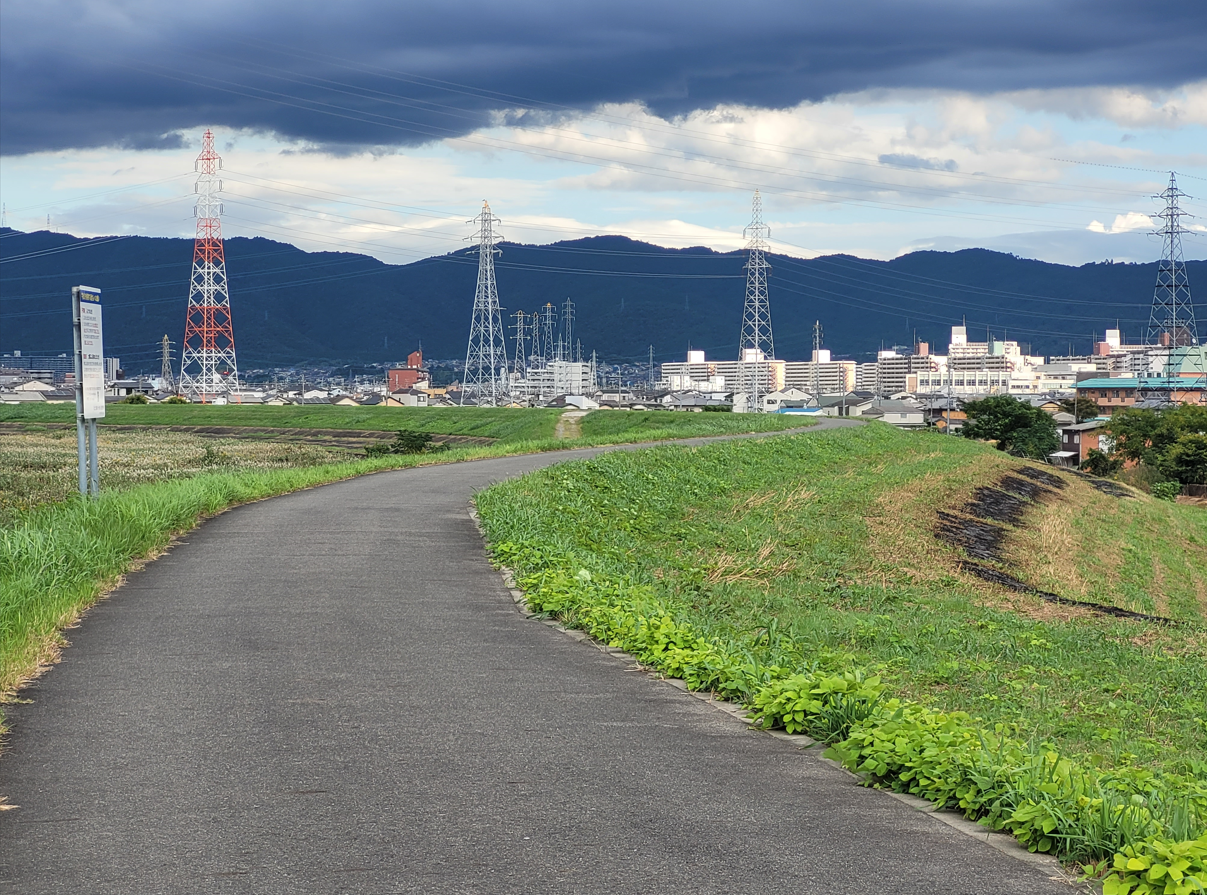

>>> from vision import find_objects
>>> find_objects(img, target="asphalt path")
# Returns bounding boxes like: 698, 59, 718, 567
0, 420, 1074, 893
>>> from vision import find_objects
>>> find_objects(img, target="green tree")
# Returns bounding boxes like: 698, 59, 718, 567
960, 395, 1058, 460
1057, 396, 1100, 422
1104, 407, 1161, 464
1165, 433, 1207, 485
1080, 448, 1122, 477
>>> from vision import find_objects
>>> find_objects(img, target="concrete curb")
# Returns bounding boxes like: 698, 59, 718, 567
469, 504, 1084, 889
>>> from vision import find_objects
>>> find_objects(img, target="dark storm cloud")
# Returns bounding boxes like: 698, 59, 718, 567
2, 0, 1205, 155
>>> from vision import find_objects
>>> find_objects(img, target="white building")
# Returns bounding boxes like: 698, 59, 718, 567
782, 350, 857, 394
661, 350, 784, 396
514, 360, 595, 400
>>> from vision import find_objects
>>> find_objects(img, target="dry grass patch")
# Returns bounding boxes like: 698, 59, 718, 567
703, 541, 796, 585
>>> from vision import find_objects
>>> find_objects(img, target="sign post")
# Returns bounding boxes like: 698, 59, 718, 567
72, 286, 104, 496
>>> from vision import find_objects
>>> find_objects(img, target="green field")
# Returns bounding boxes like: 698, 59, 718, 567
0, 403, 565, 441
475, 425, 1207, 772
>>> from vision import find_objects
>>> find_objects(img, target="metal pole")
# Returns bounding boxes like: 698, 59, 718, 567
88, 419, 100, 496
72, 287, 87, 496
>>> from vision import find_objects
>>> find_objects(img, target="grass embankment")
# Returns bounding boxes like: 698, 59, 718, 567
474, 424, 1207, 879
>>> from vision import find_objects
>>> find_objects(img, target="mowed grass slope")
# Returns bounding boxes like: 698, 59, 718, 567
475, 424, 1207, 775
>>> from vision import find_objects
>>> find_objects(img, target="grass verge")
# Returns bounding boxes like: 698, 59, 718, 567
474, 424, 1207, 886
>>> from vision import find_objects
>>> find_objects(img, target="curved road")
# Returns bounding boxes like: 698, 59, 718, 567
1, 422, 1072, 894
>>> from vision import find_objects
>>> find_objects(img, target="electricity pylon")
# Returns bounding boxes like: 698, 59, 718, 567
160, 335, 175, 392
462, 201, 509, 406
738, 190, 774, 412
179, 129, 240, 401
1148, 173, 1198, 348
511, 310, 528, 399
540, 303, 557, 366
561, 297, 575, 362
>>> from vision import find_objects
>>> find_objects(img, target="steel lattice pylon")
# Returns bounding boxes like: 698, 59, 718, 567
179, 129, 239, 401
738, 190, 774, 412
1147, 173, 1198, 348
462, 201, 509, 406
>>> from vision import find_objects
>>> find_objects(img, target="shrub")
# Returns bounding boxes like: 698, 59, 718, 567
1151, 482, 1181, 501
121, 393, 149, 404
1082, 448, 1124, 477
162, 395, 188, 404
364, 429, 449, 456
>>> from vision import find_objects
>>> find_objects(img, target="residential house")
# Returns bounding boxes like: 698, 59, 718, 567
861, 399, 926, 428
1050, 419, 1110, 468
762, 387, 813, 411
390, 388, 429, 407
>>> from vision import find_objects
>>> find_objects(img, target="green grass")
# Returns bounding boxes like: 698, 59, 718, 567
0, 403, 564, 442
474, 424, 1207, 775
578, 409, 810, 439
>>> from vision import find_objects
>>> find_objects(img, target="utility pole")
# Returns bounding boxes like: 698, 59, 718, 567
738, 190, 774, 413
812, 320, 823, 405
648, 344, 655, 391
462, 200, 509, 406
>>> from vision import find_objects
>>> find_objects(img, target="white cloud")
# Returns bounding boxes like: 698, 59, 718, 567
1002, 81, 1207, 129
1086, 211, 1153, 234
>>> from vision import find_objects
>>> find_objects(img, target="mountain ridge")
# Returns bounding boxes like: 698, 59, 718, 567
2, 227, 1200, 372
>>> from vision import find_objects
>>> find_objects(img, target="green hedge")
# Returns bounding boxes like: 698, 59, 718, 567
490, 539, 1207, 890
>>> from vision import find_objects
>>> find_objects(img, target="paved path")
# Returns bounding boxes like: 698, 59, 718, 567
1, 422, 1073, 893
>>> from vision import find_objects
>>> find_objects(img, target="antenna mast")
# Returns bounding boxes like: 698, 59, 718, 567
738, 190, 774, 412
462, 201, 509, 406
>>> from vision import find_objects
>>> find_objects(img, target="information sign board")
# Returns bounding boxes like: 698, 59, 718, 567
76, 286, 105, 420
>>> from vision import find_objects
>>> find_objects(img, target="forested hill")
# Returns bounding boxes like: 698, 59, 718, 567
2, 227, 1200, 371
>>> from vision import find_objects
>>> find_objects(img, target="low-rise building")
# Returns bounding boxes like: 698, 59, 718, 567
1050, 419, 1110, 468
1073, 378, 1141, 415
762, 387, 813, 411
861, 399, 926, 428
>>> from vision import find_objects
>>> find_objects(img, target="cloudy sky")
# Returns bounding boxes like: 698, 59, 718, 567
2, 0, 1206, 266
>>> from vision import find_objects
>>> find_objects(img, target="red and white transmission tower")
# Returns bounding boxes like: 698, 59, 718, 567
179, 129, 239, 400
